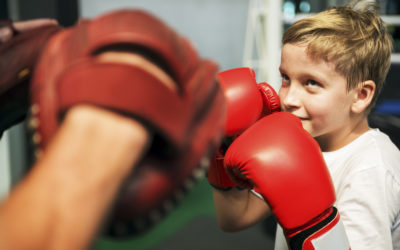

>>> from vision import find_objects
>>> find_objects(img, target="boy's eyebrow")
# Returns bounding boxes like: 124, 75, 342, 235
278, 66, 327, 83
305, 72, 330, 85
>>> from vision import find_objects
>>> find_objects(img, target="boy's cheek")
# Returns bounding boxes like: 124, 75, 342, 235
299, 120, 313, 134
277, 89, 287, 109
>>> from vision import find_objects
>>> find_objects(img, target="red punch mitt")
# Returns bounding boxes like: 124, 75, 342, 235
0, 20, 61, 137
30, 10, 226, 237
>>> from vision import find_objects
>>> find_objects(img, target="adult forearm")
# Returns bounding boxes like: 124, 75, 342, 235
0, 106, 150, 250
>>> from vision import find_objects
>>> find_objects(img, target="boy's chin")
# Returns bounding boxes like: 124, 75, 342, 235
300, 120, 313, 135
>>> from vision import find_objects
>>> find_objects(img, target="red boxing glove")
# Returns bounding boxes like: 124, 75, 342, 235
225, 112, 350, 250
217, 67, 280, 137
207, 67, 280, 190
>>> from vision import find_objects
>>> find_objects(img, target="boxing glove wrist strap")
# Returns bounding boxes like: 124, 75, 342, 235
286, 207, 350, 250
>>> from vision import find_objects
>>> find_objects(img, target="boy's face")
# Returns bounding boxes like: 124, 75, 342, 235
278, 43, 357, 145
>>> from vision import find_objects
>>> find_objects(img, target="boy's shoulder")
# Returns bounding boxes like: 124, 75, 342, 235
324, 129, 400, 176
361, 129, 400, 161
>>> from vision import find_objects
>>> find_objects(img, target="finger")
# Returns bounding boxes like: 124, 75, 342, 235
0, 27, 12, 43
13, 19, 58, 33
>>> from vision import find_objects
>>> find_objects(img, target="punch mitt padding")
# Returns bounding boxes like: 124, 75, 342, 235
30, 9, 226, 237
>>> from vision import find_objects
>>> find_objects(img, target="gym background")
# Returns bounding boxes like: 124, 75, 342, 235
0, 0, 399, 249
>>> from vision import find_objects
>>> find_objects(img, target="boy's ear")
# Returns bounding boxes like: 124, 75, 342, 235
351, 80, 376, 114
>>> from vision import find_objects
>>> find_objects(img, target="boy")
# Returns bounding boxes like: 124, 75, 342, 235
210, 1, 400, 249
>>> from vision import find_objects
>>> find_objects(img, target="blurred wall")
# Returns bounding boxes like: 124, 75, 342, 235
79, 0, 249, 72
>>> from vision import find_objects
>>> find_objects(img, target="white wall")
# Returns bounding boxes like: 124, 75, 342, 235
0, 122, 29, 201
0, 132, 11, 201
79, 0, 249, 71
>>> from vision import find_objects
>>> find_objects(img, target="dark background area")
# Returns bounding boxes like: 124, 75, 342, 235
0, 0, 78, 26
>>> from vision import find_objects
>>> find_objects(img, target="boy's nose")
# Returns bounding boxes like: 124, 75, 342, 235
280, 84, 301, 111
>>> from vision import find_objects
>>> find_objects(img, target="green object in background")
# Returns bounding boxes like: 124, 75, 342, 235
94, 179, 215, 250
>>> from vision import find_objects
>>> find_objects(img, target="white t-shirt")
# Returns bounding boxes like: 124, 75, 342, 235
273, 129, 400, 250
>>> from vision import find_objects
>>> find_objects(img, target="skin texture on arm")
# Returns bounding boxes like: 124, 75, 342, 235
0, 105, 151, 250
212, 188, 271, 232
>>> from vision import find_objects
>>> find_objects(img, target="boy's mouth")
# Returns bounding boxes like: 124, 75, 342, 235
298, 117, 310, 121
290, 114, 309, 121
281, 110, 309, 121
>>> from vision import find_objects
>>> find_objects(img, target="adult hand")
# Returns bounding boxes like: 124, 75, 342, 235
0, 18, 58, 43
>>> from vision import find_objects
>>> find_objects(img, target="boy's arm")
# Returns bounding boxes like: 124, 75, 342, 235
212, 188, 271, 231
0, 105, 150, 250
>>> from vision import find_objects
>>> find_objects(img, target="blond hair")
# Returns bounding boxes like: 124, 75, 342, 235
282, 0, 393, 112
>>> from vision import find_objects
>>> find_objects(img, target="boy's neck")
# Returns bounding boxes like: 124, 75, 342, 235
315, 116, 370, 152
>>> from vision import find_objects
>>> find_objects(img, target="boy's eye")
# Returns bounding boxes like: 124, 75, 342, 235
281, 74, 290, 86
305, 80, 320, 87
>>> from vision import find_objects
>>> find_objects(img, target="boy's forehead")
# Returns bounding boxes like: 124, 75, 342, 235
280, 43, 345, 81
281, 43, 324, 66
